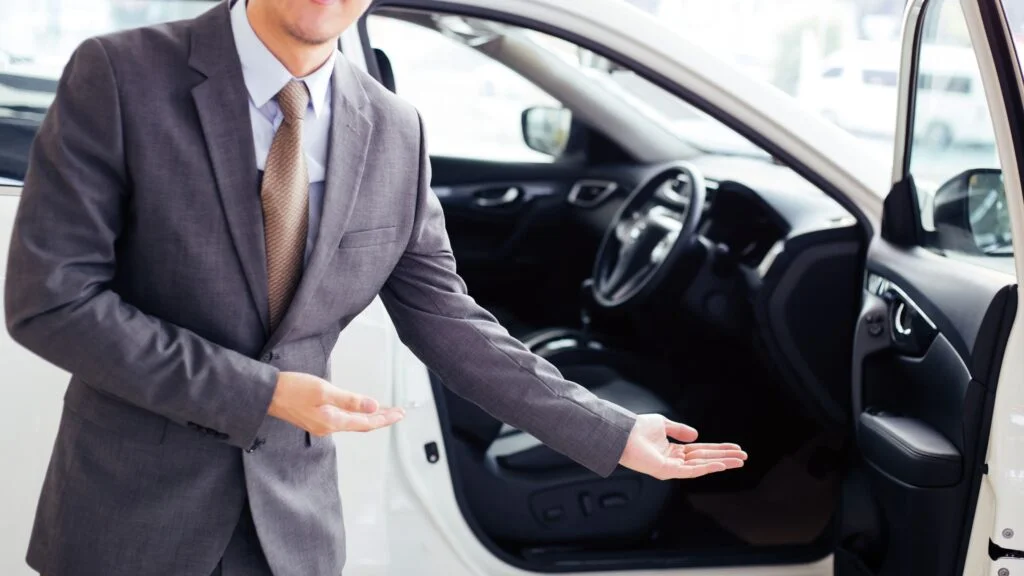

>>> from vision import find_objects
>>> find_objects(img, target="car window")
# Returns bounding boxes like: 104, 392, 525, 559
611, 0, 1020, 190
366, 9, 834, 198
365, 15, 561, 163
0, 0, 215, 185
906, 0, 1011, 264
610, 0, 907, 179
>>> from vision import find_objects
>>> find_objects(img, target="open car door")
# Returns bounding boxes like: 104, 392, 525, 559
846, 0, 1024, 574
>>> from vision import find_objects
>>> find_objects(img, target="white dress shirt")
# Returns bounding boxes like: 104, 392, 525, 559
229, 0, 338, 265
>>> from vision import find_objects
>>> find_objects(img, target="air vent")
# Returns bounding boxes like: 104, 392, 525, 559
567, 180, 618, 208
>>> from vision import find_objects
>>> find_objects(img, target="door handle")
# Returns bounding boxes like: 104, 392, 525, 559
883, 286, 937, 356
473, 186, 522, 207
893, 301, 913, 337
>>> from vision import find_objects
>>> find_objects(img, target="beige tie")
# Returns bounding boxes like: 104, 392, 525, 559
262, 80, 310, 332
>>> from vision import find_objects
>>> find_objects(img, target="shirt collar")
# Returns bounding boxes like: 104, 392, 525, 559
229, 0, 337, 118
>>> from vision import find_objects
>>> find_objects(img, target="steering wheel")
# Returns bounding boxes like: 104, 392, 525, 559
592, 162, 707, 309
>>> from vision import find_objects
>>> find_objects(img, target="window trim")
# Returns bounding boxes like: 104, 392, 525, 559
889, 0, 1013, 267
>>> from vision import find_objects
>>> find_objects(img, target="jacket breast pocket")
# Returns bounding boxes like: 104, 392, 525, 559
338, 226, 398, 250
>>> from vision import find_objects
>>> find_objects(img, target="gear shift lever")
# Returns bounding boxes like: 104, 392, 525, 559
579, 279, 595, 346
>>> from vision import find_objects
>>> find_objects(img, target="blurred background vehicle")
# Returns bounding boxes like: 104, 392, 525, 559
803, 40, 989, 150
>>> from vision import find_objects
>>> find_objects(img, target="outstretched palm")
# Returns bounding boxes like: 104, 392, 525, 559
619, 414, 747, 480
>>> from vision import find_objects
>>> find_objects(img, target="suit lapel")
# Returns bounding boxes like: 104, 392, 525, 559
263, 58, 373, 352
189, 1, 271, 336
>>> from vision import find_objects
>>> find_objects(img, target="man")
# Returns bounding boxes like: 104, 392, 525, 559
5, 0, 746, 574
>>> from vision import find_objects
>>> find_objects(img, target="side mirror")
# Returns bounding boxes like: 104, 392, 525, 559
521, 106, 572, 157
932, 168, 1012, 255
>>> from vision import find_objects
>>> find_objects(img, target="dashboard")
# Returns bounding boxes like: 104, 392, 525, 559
567, 158, 865, 429
698, 180, 789, 271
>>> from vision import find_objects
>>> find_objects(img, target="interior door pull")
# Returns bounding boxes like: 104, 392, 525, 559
474, 187, 521, 207
894, 301, 912, 336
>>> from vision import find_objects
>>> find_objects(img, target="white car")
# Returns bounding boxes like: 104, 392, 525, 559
807, 40, 993, 149
803, 40, 903, 138
2, 1, 1023, 576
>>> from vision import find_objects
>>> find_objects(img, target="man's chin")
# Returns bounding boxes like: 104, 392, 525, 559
298, 33, 340, 47
286, 24, 342, 48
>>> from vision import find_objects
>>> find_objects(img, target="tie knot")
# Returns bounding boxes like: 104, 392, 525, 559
277, 80, 309, 123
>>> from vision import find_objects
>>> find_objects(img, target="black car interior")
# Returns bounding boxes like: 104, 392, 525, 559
838, 176, 1017, 576
366, 5, 1016, 574
366, 9, 874, 570
423, 153, 864, 571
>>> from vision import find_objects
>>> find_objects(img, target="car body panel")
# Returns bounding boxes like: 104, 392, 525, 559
848, 1, 1021, 575
954, 0, 1024, 568
0, 189, 70, 576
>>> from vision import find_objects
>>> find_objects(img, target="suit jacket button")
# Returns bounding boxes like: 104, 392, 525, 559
261, 352, 273, 362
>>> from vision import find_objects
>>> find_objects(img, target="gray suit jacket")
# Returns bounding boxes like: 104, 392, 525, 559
4, 3, 636, 575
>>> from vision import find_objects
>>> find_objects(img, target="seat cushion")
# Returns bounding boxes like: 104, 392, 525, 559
490, 366, 674, 471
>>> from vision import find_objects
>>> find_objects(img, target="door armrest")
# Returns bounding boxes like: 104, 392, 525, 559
858, 411, 961, 487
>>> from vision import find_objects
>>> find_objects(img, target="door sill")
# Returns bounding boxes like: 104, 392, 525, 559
516, 540, 835, 572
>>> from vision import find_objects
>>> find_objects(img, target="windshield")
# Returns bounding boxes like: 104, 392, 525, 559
589, 64, 772, 160
512, 28, 772, 161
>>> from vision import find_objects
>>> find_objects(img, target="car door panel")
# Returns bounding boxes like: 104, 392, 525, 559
847, 248, 1013, 574
865, 243, 1008, 360
427, 156, 600, 328
0, 187, 72, 576
843, 0, 1023, 572
432, 177, 563, 262
857, 410, 962, 488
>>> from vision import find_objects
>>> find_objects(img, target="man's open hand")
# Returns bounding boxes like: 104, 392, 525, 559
268, 372, 405, 436
619, 414, 746, 480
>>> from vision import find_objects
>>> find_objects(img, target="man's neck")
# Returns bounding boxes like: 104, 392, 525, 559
246, 2, 335, 78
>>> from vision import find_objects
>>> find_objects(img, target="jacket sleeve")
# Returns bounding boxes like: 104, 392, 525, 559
4, 38, 278, 450
379, 113, 636, 477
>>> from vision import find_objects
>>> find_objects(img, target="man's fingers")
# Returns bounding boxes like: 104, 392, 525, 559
675, 457, 746, 470
683, 449, 748, 461
664, 419, 698, 443
682, 443, 743, 452
358, 409, 406, 431
323, 386, 378, 414
371, 408, 406, 428
331, 407, 406, 432
670, 444, 745, 458
340, 414, 379, 433
318, 405, 349, 432
658, 452, 746, 479
668, 461, 726, 479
